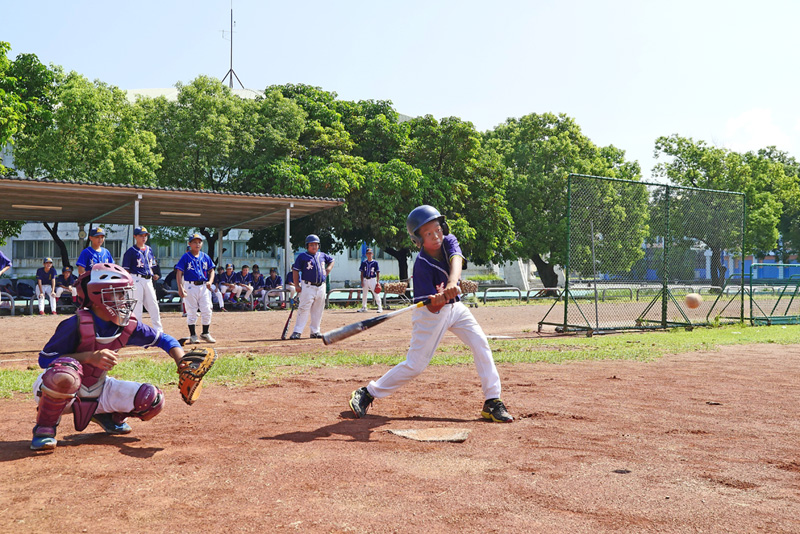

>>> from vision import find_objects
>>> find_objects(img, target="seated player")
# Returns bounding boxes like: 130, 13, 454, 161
236, 265, 255, 304
210, 265, 227, 311
30, 263, 194, 451
263, 267, 285, 309
251, 265, 265, 309
217, 264, 240, 303
55, 266, 78, 305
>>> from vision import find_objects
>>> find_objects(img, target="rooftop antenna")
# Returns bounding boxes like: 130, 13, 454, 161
221, 2, 244, 89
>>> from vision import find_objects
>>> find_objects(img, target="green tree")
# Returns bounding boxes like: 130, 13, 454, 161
12, 71, 162, 266
653, 134, 786, 287
486, 112, 643, 289
752, 147, 800, 263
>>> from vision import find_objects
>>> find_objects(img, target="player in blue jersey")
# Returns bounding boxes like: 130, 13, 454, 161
36, 257, 57, 315
263, 267, 285, 309
349, 206, 513, 423
236, 264, 255, 305
55, 266, 78, 304
76, 227, 114, 275
122, 227, 162, 333
358, 247, 382, 313
289, 235, 334, 339
30, 263, 188, 451
175, 234, 216, 344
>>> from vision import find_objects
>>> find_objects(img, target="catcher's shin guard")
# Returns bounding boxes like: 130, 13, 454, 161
33, 357, 83, 447
129, 383, 165, 421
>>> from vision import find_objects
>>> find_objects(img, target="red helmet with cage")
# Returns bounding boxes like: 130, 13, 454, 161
76, 263, 137, 325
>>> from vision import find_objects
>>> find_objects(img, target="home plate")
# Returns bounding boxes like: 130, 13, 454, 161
386, 428, 471, 442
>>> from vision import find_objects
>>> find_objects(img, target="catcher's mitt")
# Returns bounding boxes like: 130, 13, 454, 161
178, 348, 217, 405
374, 283, 381, 294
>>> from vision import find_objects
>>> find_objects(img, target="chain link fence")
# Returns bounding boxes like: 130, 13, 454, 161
539, 174, 745, 334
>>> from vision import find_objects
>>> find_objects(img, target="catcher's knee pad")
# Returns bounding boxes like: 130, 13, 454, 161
130, 383, 164, 421
36, 357, 83, 429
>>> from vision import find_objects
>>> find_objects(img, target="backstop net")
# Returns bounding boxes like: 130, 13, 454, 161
538, 174, 746, 334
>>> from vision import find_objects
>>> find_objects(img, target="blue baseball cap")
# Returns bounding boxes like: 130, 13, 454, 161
89, 227, 106, 237
225, 263, 233, 269
43, 257, 53, 263
188, 233, 204, 243
63, 266, 72, 272
133, 226, 149, 236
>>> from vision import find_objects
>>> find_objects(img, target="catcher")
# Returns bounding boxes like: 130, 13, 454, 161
30, 263, 215, 452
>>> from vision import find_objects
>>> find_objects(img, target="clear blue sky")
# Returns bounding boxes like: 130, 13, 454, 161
5, 0, 800, 178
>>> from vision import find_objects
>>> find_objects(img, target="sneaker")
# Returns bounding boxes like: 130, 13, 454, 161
289, 332, 301, 340
200, 333, 216, 343
51, 311, 58, 315
39, 311, 45, 316
92, 413, 133, 434
481, 399, 514, 423
280, 303, 286, 309
349, 387, 373, 418
357, 307, 367, 313
31, 426, 57, 451
189, 334, 199, 344
376, 309, 383, 313
310, 332, 322, 339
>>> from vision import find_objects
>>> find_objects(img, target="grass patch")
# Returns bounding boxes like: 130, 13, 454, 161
3, 324, 799, 398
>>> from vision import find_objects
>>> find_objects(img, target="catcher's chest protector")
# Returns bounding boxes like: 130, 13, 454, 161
72, 310, 138, 430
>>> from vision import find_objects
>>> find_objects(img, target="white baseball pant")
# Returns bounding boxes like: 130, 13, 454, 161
33, 373, 143, 415
361, 278, 382, 311
292, 282, 326, 335
55, 286, 77, 299
132, 275, 162, 333
38, 285, 56, 313
183, 282, 213, 325
367, 302, 502, 400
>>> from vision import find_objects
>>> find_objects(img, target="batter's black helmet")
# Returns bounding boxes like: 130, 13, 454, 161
406, 205, 449, 246
305, 234, 320, 245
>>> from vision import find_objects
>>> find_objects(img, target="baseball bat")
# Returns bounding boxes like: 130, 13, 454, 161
281, 297, 297, 340
322, 298, 431, 345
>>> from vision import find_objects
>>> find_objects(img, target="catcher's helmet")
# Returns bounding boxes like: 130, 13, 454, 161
406, 205, 449, 246
76, 263, 137, 326
305, 234, 320, 245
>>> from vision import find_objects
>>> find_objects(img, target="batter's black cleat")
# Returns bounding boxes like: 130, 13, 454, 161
349, 387, 373, 418
481, 399, 514, 423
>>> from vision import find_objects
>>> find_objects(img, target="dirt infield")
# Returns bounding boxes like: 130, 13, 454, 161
2, 306, 800, 533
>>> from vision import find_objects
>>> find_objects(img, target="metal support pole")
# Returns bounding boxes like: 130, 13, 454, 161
134, 194, 141, 228
217, 229, 224, 267
284, 203, 293, 279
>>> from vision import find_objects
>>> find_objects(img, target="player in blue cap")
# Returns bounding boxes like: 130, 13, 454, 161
348, 205, 513, 423
76, 227, 114, 275
122, 226, 162, 333
289, 234, 334, 339
175, 233, 216, 344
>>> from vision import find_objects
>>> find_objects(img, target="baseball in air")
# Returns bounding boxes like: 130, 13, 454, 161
685, 292, 702, 309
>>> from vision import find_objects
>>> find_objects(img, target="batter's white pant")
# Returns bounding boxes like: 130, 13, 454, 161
132, 275, 162, 333
55, 286, 77, 299
183, 282, 213, 326
38, 286, 56, 313
292, 282, 326, 335
361, 278, 382, 311
33, 374, 144, 415
367, 302, 502, 400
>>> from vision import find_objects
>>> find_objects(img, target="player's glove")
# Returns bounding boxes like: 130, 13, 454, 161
374, 284, 381, 294
177, 348, 217, 405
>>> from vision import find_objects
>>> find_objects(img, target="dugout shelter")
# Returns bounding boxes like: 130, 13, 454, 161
0, 176, 345, 278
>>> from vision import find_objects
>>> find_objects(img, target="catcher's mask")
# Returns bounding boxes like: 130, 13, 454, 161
406, 205, 449, 246
76, 263, 137, 326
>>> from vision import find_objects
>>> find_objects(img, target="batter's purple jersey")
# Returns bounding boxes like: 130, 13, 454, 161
292, 251, 334, 284
411, 234, 464, 304
38, 311, 180, 368
122, 245, 157, 277
174, 252, 215, 282
76, 247, 114, 270
359, 260, 380, 279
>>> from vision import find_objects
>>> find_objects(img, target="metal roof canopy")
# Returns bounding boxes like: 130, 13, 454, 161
0, 176, 344, 231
